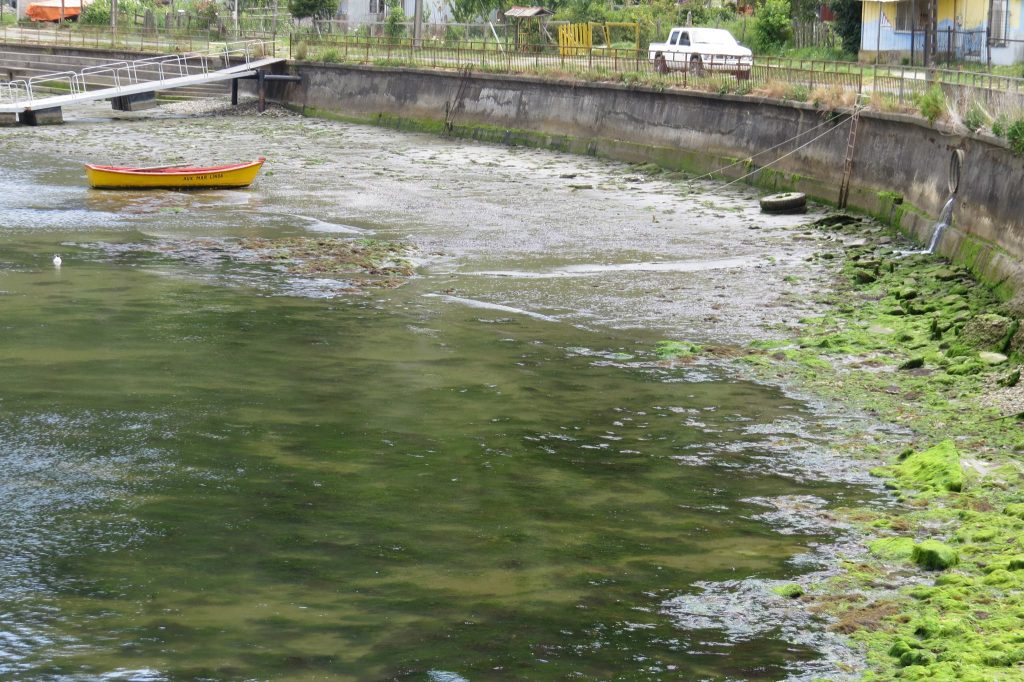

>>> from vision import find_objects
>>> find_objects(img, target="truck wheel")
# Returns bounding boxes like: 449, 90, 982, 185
690, 55, 704, 76
759, 192, 807, 213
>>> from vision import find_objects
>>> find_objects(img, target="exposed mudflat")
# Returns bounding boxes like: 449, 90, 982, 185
13, 97, 843, 344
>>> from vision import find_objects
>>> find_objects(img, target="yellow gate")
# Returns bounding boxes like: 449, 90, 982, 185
558, 23, 591, 57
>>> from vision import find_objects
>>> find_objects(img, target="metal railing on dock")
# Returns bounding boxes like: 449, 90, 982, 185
0, 39, 275, 109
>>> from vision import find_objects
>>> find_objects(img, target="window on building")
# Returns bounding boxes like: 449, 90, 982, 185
895, 1, 914, 31
369, 0, 387, 14
991, 0, 1008, 46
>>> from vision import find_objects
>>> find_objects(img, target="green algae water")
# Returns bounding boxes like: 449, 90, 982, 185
0, 102, 881, 681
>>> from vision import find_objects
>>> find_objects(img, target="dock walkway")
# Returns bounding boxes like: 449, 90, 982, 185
0, 40, 283, 123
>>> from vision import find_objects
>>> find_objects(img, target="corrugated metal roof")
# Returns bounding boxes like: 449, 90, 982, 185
504, 6, 553, 17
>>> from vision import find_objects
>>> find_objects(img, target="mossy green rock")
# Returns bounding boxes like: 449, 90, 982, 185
998, 368, 1021, 387
956, 313, 1014, 352
1005, 503, 1024, 519
655, 340, 701, 359
896, 287, 919, 300
869, 536, 916, 561
912, 540, 959, 570
772, 583, 804, 598
853, 268, 877, 284
895, 440, 964, 493
946, 360, 984, 376
899, 356, 925, 370
1007, 325, 1024, 356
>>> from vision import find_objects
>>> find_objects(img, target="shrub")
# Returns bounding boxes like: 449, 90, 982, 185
293, 40, 309, 60
80, 0, 111, 24
962, 101, 987, 132
752, 0, 792, 52
288, 0, 335, 20
384, 0, 406, 42
811, 84, 856, 109
992, 115, 1008, 137
916, 85, 946, 123
829, 0, 862, 55
443, 24, 464, 46
318, 48, 341, 62
785, 84, 809, 102
1007, 118, 1024, 155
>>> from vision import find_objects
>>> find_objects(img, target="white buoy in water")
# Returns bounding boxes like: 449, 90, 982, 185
52, 254, 62, 267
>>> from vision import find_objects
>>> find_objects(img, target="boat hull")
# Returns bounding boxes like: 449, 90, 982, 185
85, 158, 265, 190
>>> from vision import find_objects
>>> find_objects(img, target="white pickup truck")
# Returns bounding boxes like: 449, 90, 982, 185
649, 27, 753, 77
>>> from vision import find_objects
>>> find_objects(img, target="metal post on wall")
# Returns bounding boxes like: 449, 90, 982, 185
911, 0, 917, 65
985, 0, 994, 66
875, 1, 882, 64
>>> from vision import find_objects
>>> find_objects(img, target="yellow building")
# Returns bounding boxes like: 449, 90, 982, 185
860, 0, 1021, 64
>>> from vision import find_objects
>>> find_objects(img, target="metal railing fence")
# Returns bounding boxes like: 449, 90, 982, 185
0, 39, 273, 106
0, 24, 215, 53
2, 24, 1024, 121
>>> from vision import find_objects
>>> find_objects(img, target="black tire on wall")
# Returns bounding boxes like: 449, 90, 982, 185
759, 192, 807, 213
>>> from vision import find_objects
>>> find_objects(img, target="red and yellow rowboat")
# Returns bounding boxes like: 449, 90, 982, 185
84, 158, 266, 190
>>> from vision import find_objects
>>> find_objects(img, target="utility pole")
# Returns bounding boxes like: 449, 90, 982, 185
985, 0, 994, 66
412, 0, 422, 45
111, 0, 117, 31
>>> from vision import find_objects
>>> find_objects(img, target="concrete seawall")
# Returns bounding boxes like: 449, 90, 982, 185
273, 62, 1024, 296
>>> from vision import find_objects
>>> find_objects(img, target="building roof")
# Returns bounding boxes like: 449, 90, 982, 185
504, 6, 553, 17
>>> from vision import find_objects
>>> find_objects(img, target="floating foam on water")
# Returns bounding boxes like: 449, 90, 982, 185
428, 671, 470, 682
296, 214, 371, 235
468, 256, 758, 279
423, 293, 560, 323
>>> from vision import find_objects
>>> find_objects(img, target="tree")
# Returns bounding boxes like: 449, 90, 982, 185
828, 0, 862, 55
751, 0, 792, 52
288, 0, 334, 20
384, 0, 406, 40
446, 0, 502, 23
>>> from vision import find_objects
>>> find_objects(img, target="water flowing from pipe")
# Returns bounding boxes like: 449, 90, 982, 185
926, 196, 956, 254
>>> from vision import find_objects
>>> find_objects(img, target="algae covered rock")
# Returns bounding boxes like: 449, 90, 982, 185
946, 359, 984, 376
1004, 503, 1024, 519
1008, 324, 1024, 356
998, 368, 1021, 387
895, 440, 964, 493
853, 268, 877, 284
956, 313, 1015, 352
899, 356, 925, 370
912, 540, 959, 570
655, 340, 702, 359
869, 536, 916, 562
772, 583, 804, 599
